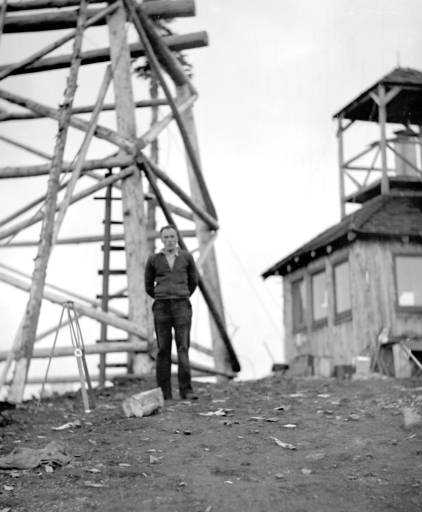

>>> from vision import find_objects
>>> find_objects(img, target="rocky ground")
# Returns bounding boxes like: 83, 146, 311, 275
0, 373, 421, 512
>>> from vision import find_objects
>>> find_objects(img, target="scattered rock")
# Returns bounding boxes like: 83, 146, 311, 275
402, 407, 422, 428
122, 388, 164, 418
270, 436, 296, 450
51, 419, 81, 431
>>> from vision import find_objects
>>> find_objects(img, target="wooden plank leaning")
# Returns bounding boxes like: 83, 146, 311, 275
0, 270, 149, 340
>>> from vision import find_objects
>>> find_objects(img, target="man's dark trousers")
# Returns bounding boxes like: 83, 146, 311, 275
153, 298, 193, 399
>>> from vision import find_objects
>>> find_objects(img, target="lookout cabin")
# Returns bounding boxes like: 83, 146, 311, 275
262, 68, 422, 377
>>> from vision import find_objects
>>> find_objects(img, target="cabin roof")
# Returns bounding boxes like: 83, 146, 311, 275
333, 67, 422, 124
262, 194, 422, 278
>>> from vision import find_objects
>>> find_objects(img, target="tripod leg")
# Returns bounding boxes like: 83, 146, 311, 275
73, 311, 96, 409
38, 305, 66, 407
74, 349, 91, 413
66, 303, 91, 413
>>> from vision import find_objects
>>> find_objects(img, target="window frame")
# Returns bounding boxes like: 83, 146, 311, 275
333, 257, 352, 324
291, 277, 306, 333
310, 267, 328, 329
394, 252, 422, 314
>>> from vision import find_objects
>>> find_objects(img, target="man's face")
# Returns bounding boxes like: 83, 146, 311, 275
161, 228, 178, 252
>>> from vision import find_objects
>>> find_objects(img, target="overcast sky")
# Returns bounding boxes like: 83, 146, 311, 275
0, 0, 422, 382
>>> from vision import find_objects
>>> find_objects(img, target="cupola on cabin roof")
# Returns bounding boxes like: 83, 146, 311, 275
333, 67, 422, 124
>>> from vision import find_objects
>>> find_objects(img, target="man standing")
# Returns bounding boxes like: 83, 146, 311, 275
144, 225, 198, 400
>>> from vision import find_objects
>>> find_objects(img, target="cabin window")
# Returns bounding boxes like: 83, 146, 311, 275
292, 278, 306, 332
395, 255, 422, 310
311, 269, 327, 324
333, 259, 352, 320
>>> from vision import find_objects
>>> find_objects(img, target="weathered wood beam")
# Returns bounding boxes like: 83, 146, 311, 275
7, 363, 232, 384
0, 261, 126, 319
0, 87, 134, 152
0, 270, 149, 339
0, 32, 208, 76
138, 90, 197, 149
0, 167, 133, 241
190, 341, 213, 357
0, 230, 197, 247
8, 1, 88, 404
0, 155, 133, 178
0, 341, 148, 361
0, 98, 168, 121
3, 0, 195, 32
141, 155, 219, 230
0, 2, 118, 81
0, 133, 52, 160
7, 0, 105, 10
147, 77, 159, 255
0, 0, 7, 44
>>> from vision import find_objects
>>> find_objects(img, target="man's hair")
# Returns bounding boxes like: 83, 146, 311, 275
159, 225, 177, 235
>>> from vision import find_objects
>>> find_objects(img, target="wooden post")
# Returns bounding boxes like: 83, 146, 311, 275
147, 78, 159, 255
419, 126, 422, 173
378, 85, 389, 195
7, 0, 88, 403
337, 117, 346, 219
106, 0, 152, 375
0, 0, 7, 44
176, 84, 232, 378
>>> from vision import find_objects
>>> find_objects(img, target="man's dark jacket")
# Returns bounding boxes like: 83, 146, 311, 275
144, 250, 198, 300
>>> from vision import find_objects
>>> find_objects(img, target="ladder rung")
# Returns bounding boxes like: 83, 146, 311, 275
98, 269, 127, 275
93, 196, 122, 200
96, 293, 128, 299
101, 245, 125, 251
103, 363, 128, 368
97, 338, 129, 343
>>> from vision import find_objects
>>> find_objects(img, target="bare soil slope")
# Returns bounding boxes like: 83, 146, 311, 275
0, 374, 421, 512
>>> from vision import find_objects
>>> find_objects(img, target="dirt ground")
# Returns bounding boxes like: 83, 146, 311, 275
0, 373, 422, 512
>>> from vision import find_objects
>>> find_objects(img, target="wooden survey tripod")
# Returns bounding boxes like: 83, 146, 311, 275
39, 301, 95, 413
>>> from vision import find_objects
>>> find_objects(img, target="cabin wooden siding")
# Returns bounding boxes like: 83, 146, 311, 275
283, 240, 422, 372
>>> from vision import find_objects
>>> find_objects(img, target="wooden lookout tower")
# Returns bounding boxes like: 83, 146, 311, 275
0, 0, 240, 402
